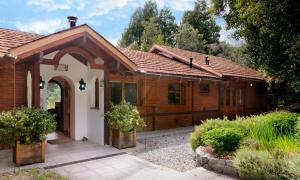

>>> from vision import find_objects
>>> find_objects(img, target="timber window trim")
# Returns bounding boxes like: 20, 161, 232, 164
168, 83, 186, 105
109, 81, 138, 105
200, 83, 210, 94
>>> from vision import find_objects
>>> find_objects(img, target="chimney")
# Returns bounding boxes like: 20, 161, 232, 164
205, 56, 210, 65
190, 58, 193, 68
67, 16, 78, 28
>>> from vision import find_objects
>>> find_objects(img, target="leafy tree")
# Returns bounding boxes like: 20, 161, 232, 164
119, 1, 158, 48
221, 43, 252, 67
119, 8, 145, 48
182, 0, 221, 45
156, 8, 178, 45
141, 18, 165, 51
175, 23, 206, 52
211, 0, 300, 101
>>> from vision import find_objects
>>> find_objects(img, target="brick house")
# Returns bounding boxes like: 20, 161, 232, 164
0, 22, 267, 145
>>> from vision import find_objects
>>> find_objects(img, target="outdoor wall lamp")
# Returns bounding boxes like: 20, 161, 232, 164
40, 76, 45, 89
79, 78, 86, 91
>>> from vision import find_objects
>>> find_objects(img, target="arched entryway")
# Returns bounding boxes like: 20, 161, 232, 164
46, 76, 75, 143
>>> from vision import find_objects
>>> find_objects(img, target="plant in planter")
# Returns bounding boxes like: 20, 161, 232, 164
0, 107, 56, 166
105, 102, 145, 149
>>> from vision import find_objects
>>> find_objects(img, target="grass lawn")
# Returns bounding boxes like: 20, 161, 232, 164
0, 168, 66, 180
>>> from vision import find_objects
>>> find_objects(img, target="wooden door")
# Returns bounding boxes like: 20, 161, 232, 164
219, 86, 244, 118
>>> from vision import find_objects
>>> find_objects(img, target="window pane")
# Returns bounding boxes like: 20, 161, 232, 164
168, 84, 181, 104
239, 88, 244, 105
232, 89, 236, 107
200, 83, 210, 94
110, 82, 122, 104
125, 83, 137, 105
220, 88, 224, 106
226, 89, 230, 106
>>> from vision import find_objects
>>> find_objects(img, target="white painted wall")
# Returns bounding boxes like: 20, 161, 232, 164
40, 53, 104, 144
27, 71, 32, 108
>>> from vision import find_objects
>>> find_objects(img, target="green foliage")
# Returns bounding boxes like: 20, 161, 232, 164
0, 107, 56, 146
202, 127, 244, 155
221, 43, 253, 67
46, 83, 61, 110
174, 23, 206, 52
105, 102, 145, 133
211, 0, 300, 101
182, 0, 221, 45
189, 116, 255, 151
248, 111, 300, 151
234, 148, 300, 179
141, 17, 165, 51
119, 1, 176, 50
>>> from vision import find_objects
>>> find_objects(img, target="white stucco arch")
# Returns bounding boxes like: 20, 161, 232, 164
40, 53, 105, 144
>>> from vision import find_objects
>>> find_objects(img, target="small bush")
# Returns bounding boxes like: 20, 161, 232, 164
266, 111, 299, 136
105, 102, 145, 133
234, 148, 300, 179
189, 115, 258, 151
202, 127, 244, 155
0, 107, 56, 146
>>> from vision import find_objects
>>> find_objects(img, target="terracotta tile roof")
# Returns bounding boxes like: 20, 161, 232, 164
151, 45, 264, 80
0, 28, 43, 57
119, 48, 217, 78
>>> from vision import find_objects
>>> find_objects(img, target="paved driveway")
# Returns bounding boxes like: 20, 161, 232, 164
50, 153, 233, 180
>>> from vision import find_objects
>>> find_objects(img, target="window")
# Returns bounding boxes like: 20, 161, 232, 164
238, 88, 244, 105
95, 78, 99, 108
110, 82, 122, 104
200, 83, 210, 94
232, 89, 236, 107
219, 88, 224, 106
226, 88, 230, 106
109, 82, 138, 105
125, 83, 137, 105
168, 83, 185, 105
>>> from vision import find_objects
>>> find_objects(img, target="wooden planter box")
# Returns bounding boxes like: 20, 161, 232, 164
13, 140, 45, 166
112, 129, 136, 149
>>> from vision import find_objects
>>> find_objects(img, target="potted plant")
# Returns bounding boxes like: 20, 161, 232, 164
105, 102, 145, 149
0, 107, 56, 166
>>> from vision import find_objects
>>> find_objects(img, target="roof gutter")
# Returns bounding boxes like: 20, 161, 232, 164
137, 69, 221, 81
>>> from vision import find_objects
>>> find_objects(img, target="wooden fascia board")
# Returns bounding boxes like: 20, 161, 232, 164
8, 25, 138, 71
149, 45, 222, 77
82, 27, 138, 71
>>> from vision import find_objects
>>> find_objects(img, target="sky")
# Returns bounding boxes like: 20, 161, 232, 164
0, 0, 239, 46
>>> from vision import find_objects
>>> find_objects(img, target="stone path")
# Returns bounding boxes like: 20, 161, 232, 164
50, 153, 233, 180
0, 141, 120, 173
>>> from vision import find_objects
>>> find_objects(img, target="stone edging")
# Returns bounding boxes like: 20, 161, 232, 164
195, 147, 238, 177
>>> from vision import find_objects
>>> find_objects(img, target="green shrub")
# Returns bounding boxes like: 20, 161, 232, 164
0, 107, 56, 146
189, 115, 259, 151
234, 148, 300, 179
105, 102, 145, 133
294, 118, 300, 142
248, 111, 300, 151
202, 127, 244, 155
266, 111, 299, 136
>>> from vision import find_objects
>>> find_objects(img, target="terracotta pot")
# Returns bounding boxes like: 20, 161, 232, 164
13, 140, 45, 166
112, 129, 136, 149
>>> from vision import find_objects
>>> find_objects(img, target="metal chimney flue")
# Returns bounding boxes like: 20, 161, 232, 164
205, 57, 210, 65
190, 58, 193, 68
67, 16, 78, 28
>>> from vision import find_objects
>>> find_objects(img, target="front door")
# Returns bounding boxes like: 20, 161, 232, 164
219, 86, 244, 118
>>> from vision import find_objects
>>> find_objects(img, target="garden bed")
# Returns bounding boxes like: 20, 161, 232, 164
190, 111, 300, 179
196, 146, 238, 177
